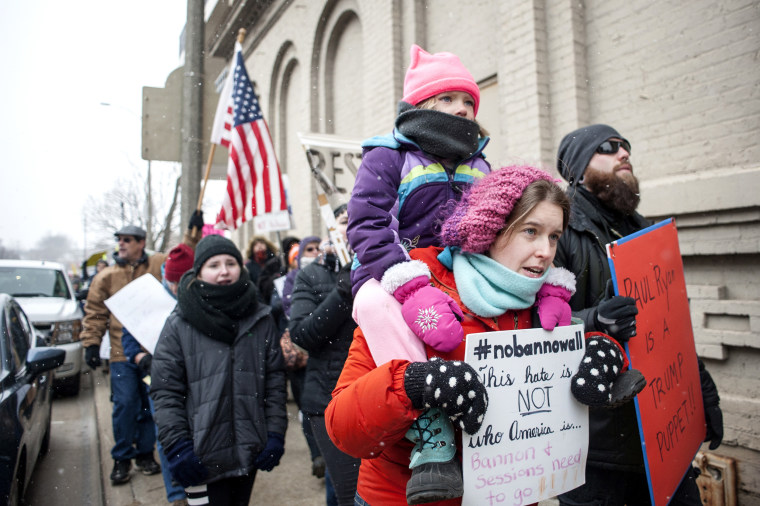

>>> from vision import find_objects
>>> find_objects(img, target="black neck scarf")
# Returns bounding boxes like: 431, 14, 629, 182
177, 267, 258, 344
395, 102, 481, 163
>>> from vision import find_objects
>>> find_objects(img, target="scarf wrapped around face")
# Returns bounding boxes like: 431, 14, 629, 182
395, 101, 481, 162
177, 267, 258, 344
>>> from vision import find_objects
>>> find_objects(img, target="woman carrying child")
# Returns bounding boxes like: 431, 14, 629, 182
329, 165, 643, 505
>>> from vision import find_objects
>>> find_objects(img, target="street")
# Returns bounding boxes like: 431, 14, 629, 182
23, 371, 102, 505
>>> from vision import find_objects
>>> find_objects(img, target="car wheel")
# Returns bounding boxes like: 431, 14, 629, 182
54, 373, 81, 397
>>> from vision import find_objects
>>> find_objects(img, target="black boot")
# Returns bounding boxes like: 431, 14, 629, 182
311, 456, 326, 478
110, 459, 131, 485
405, 408, 463, 505
135, 452, 161, 475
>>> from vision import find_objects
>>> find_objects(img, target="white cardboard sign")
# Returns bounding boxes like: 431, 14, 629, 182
253, 209, 292, 233
463, 324, 588, 506
104, 274, 177, 355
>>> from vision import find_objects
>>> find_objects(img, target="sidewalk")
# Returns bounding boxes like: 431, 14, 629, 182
92, 370, 167, 505
92, 370, 325, 505
92, 371, 559, 506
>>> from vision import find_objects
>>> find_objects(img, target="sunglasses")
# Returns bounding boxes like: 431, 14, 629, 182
596, 140, 631, 155
116, 236, 135, 244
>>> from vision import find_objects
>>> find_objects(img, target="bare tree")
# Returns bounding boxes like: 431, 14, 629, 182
83, 164, 181, 254
26, 234, 78, 266
157, 176, 181, 253
0, 240, 21, 260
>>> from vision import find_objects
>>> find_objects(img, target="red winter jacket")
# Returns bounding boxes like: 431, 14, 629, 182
326, 247, 533, 505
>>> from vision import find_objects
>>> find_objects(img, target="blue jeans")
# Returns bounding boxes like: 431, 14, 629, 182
110, 361, 155, 461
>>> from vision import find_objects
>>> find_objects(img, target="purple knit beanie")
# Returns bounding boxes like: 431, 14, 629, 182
440, 165, 555, 253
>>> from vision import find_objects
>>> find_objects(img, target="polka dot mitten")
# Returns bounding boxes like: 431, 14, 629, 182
404, 357, 488, 434
571, 332, 646, 408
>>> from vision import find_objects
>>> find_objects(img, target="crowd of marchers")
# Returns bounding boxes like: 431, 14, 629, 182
77, 44, 722, 506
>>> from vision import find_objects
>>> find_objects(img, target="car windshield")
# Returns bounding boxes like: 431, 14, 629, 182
0, 267, 71, 299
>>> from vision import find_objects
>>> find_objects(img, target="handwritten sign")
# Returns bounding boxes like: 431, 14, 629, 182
297, 131, 361, 197
463, 324, 588, 506
607, 218, 705, 505
104, 274, 177, 355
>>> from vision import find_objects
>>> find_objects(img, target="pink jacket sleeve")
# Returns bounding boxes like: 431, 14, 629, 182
325, 328, 421, 460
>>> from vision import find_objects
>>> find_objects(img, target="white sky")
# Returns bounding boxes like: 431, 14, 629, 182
0, 1, 188, 250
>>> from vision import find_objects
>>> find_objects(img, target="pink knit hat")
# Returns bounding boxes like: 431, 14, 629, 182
402, 44, 480, 116
440, 165, 555, 253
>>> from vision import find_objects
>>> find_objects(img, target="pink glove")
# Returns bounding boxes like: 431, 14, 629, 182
535, 284, 572, 330
535, 267, 576, 331
395, 276, 464, 352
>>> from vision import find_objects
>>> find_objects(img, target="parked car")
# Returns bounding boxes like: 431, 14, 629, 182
0, 261, 83, 396
0, 293, 65, 506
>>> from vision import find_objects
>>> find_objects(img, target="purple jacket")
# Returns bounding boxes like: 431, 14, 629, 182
347, 131, 490, 294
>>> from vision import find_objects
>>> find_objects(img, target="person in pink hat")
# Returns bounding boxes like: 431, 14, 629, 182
343, 45, 577, 504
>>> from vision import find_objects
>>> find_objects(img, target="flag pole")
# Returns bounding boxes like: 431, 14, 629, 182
195, 28, 248, 214
196, 143, 216, 212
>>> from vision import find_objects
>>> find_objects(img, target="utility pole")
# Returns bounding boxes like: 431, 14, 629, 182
146, 160, 154, 250
180, 0, 205, 227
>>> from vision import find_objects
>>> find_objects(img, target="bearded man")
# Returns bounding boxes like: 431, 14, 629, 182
554, 124, 720, 505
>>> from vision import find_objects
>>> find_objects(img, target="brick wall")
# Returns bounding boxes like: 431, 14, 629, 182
208, 0, 760, 499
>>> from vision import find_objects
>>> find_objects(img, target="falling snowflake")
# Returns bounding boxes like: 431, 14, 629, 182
415, 306, 441, 332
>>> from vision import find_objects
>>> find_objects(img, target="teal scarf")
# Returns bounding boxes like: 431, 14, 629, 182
449, 249, 548, 317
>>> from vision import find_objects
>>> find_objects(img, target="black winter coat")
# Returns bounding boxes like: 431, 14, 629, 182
288, 256, 357, 416
246, 254, 286, 305
554, 188, 650, 472
151, 303, 288, 484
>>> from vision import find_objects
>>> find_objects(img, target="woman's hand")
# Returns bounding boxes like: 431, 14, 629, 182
404, 358, 488, 434
254, 433, 285, 471
166, 439, 208, 487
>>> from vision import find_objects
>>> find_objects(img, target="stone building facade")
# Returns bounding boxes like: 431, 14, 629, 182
201, 0, 759, 501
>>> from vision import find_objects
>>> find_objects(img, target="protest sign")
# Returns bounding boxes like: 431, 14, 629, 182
104, 274, 177, 355
463, 324, 588, 506
607, 218, 705, 505
253, 209, 292, 233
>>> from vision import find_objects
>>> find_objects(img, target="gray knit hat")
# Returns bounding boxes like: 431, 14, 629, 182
193, 235, 243, 272
557, 124, 629, 186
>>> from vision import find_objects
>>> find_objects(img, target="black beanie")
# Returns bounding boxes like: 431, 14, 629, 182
557, 124, 629, 186
193, 235, 243, 272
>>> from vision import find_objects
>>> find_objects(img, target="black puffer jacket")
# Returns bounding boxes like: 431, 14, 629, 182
554, 187, 650, 471
288, 255, 357, 416
151, 303, 288, 483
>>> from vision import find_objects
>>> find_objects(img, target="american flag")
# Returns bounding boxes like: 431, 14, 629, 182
211, 42, 287, 229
